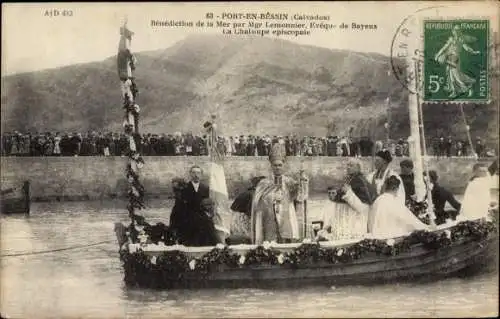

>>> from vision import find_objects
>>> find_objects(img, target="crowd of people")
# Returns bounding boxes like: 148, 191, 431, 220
1, 131, 494, 158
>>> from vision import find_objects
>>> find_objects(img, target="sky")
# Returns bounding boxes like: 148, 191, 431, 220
2, 1, 498, 75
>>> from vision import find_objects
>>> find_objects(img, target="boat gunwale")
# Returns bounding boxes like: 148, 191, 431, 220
121, 235, 497, 288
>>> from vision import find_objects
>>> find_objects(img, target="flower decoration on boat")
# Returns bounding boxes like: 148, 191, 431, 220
119, 220, 497, 288
302, 238, 312, 244
239, 255, 246, 265
245, 245, 279, 265
262, 241, 272, 250
194, 246, 240, 274
133, 104, 140, 114
189, 259, 196, 270
277, 254, 285, 264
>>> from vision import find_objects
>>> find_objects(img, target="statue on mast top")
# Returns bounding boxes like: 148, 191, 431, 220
118, 17, 138, 105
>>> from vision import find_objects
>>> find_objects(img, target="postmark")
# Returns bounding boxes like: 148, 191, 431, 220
390, 6, 497, 104
390, 6, 444, 96
423, 19, 489, 102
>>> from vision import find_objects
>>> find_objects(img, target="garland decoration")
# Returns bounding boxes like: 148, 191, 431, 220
194, 244, 240, 274
120, 219, 497, 285
117, 19, 148, 239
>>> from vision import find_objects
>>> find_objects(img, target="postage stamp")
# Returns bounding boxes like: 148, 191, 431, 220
423, 19, 490, 102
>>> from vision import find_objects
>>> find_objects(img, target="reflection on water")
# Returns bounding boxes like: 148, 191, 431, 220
1, 199, 498, 318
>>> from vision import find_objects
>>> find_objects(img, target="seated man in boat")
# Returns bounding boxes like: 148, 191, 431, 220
250, 144, 304, 244
458, 163, 495, 221
399, 159, 430, 222
319, 159, 377, 240
424, 170, 461, 224
196, 198, 220, 246
228, 176, 267, 243
399, 159, 416, 202
333, 158, 377, 213
366, 150, 405, 205
368, 176, 428, 238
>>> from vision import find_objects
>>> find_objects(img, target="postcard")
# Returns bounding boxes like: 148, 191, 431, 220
1, 2, 498, 318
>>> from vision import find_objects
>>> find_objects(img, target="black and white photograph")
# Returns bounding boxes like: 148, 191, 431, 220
1, 2, 499, 318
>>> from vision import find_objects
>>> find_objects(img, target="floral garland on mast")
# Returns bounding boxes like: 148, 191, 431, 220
117, 19, 146, 242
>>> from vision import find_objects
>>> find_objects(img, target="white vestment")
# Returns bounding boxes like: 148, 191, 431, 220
370, 193, 428, 239
459, 176, 492, 221
366, 168, 406, 205
320, 187, 370, 240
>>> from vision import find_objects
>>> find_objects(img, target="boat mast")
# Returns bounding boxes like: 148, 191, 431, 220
408, 53, 436, 226
404, 20, 436, 226
415, 60, 436, 226
407, 64, 427, 202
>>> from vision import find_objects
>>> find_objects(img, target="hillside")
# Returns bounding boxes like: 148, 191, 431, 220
1, 34, 497, 145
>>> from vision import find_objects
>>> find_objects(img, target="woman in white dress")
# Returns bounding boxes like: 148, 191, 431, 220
368, 176, 429, 238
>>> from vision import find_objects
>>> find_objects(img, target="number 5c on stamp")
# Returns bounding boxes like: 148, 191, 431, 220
423, 19, 489, 103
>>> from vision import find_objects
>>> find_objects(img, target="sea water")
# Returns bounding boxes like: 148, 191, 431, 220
0, 198, 498, 318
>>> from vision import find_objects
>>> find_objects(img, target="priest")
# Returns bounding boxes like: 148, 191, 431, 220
458, 163, 495, 221
250, 144, 304, 244
368, 176, 429, 238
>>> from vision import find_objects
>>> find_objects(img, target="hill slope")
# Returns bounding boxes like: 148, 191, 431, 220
1, 34, 497, 145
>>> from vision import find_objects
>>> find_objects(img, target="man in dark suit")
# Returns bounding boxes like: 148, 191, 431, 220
179, 165, 215, 246
399, 159, 416, 202
425, 170, 461, 224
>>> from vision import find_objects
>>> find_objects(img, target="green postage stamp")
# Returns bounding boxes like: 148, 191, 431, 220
423, 19, 490, 102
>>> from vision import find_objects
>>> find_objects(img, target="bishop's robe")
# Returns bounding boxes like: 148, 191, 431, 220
250, 176, 300, 244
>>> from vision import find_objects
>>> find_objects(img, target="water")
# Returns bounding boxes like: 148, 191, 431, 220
1, 199, 498, 318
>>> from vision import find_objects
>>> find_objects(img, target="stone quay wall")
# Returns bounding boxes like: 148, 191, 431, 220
0, 156, 491, 202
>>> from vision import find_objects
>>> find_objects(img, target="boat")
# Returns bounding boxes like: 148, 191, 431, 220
114, 168, 498, 289
115, 218, 498, 289
1, 180, 30, 215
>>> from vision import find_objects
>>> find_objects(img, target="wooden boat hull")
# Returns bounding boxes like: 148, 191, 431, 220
120, 234, 498, 289
1, 181, 30, 215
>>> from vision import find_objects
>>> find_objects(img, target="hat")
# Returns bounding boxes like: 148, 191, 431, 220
269, 143, 286, 162
376, 150, 392, 163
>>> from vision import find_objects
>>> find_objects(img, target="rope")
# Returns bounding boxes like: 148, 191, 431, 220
0, 239, 115, 257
